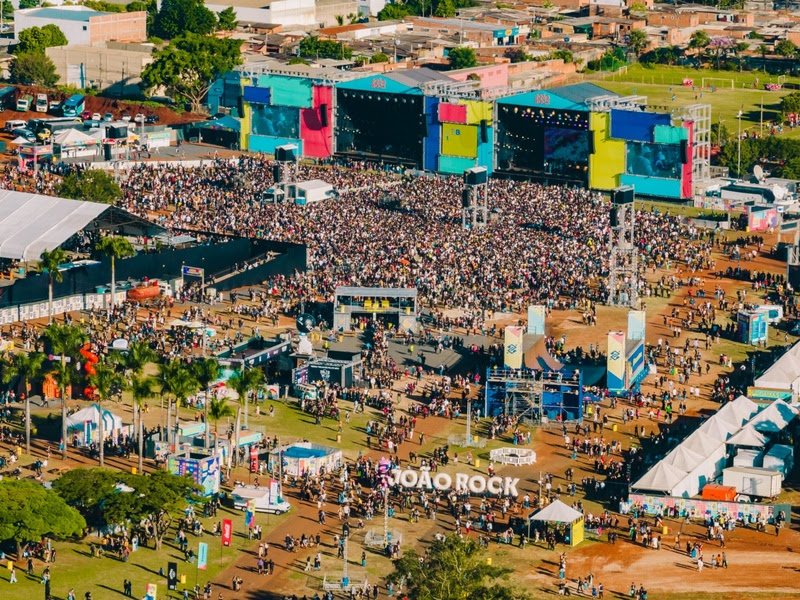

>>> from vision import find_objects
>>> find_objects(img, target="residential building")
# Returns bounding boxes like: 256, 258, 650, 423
14, 6, 146, 46
204, 0, 316, 27
46, 42, 154, 96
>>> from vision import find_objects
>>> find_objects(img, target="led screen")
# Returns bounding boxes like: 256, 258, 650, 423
251, 105, 300, 138
626, 142, 682, 179
544, 127, 588, 162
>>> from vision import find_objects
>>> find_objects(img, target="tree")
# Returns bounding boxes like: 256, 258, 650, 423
775, 39, 796, 57
217, 6, 237, 31
10, 52, 59, 86
88, 364, 125, 468
371, 52, 390, 63
708, 37, 734, 70
628, 1, 646, 15
130, 375, 156, 474
52, 468, 118, 525
207, 397, 234, 451
287, 57, 309, 65
504, 48, 529, 63
191, 358, 220, 449
39, 248, 67, 323
710, 121, 730, 145
58, 169, 122, 204
2, 352, 45, 456
626, 29, 649, 58
448, 46, 477, 70
434, 0, 455, 17
781, 91, 800, 117
15, 24, 67, 54
18, 0, 38, 8
102, 470, 203, 550
377, 2, 409, 19
689, 30, 711, 51
153, 0, 216, 39
44, 323, 87, 460
299, 35, 353, 60
0, 480, 85, 558
95, 236, 135, 314
227, 366, 264, 465
142, 33, 242, 113
157, 359, 198, 445
392, 534, 524, 600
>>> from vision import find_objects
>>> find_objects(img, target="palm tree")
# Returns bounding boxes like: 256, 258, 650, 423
110, 341, 156, 447
227, 367, 265, 465
130, 374, 156, 474
96, 236, 135, 313
156, 360, 198, 444
2, 352, 46, 456
44, 323, 87, 460
192, 358, 221, 449
88, 363, 125, 468
156, 359, 181, 444
39, 248, 67, 324
208, 397, 234, 452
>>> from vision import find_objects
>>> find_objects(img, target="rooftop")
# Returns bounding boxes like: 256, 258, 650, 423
21, 6, 110, 21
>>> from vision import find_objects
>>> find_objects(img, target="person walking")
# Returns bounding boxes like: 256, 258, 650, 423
9, 565, 16, 583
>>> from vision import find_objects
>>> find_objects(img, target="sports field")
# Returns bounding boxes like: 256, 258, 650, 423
596, 65, 800, 139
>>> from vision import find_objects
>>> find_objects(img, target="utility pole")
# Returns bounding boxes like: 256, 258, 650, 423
737, 109, 743, 179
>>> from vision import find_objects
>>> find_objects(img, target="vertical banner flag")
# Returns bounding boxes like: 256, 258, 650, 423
627, 310, 646, 341
145, 583, 157, 600
270, 478, 280, 503
527, 305, 546, 335
197, 542, 208, 571
504, 326, 524, 369
607, 331, 626, 392
245, 500, 256, 528
249, 446, 259, 473
221, 519, 233, 547
167, 562, 177, 590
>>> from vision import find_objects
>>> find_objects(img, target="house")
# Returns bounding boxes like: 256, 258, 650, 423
14, 6, 147, 46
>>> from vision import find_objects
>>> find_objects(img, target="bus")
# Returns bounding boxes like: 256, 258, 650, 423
62, 94, 85, 118
0, 86, 16, 109
16, 94, 32, 111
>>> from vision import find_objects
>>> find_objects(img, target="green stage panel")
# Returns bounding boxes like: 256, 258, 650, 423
438, 154, 476, 173
653, 124, 689, 144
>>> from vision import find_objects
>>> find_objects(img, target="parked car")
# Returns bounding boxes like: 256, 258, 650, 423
49, 100, 62, 113
102, 112, 113, 122
92, 112, 102, 121
121, 113, 131, 122
145, 114, 159, 124
81, 110, 92, 120
11, 128, 36, 142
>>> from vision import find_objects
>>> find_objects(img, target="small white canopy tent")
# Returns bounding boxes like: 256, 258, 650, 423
632, 460, 687, 494
65, 403, 125, 445
727, 425, 768, 448
752, 341, 800, 395
529, 500, 583, 523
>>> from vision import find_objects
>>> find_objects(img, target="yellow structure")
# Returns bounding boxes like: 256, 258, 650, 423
460, 99, 493, 125
588, 112, 625, 190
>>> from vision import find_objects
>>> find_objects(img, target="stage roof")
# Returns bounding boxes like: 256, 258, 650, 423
497, 83, 618, 111
335, 68, 450, 94
0, 190, 164, 260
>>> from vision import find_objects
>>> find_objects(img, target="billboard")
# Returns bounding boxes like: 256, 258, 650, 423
748, 208, 778, 232
625, 142, 682, 179
627, 310, 646, 341
441, 124, 478, 158
251, 105, 300, 138
527, 305, 546, 335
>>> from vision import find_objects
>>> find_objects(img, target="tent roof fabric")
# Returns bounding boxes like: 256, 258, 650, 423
53, 128, 96, 145
529, 499, 583, 523
727, 425, 768, 447
698, 415, 734, 441
632, 460, 687, 493
663, 445, 705, 472
683, 429, 725, 456
65, 403, 123, 430
749, 399, 798, 433
753, 341, 800, 391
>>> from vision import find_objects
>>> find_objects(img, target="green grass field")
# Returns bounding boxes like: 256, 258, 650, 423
596, 65, 800, 139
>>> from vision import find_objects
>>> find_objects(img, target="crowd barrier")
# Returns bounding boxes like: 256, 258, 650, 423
1, 291, 128, 324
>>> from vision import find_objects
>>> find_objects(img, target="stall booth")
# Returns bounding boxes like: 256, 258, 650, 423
65, 404, 128, 447
167, 451, 222, 497
268, 442, 342, 477
53, 128, 98, 159
527, 500, 585, 546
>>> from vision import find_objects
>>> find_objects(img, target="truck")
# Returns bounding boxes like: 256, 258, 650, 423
35, 93, 48, 113
722, 466, 782, 499
16, 94, 33, 112
230, 484, 291, 514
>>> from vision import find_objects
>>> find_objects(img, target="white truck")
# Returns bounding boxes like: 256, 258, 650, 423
35, 93, 48, 113
722, 466, 782, 499
231, 484, 291, 514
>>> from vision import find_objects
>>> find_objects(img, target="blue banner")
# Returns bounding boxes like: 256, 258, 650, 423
197, 542, 208, 571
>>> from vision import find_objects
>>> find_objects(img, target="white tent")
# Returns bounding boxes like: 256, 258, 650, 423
66, 404, 123, 430
529, 499, 583, 523
632, 460, 687, 494
698, 414, 735, 441
683, 429, 725, 457
727, 425, 768, 448
753, 340, 800, 395
52, 128, 96, 146
664, 445, 704, 472
716, 396, 759, 428
748, 400, 798, 433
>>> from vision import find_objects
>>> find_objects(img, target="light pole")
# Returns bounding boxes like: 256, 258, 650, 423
737, 109, 743, 179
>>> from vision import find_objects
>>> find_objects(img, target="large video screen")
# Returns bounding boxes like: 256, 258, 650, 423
251, 105, 299, 138
544, 128, 588, 162
626, 142, 682, 179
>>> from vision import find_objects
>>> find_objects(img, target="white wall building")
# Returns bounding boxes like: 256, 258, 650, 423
15, 6, 146, 46
356, 0, 387, 17
205, 0, 316, 27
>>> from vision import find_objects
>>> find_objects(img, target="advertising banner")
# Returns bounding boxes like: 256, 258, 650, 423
245, 500, 256, 528
167, 562, 177, 590
504, 326, 524, 369
527, 305, 546, 335
249, 446, 259, 473
607, 331, 626, 391
197, 542, 208, 571
145, 583, 157, 600
221, 519, 233, 546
